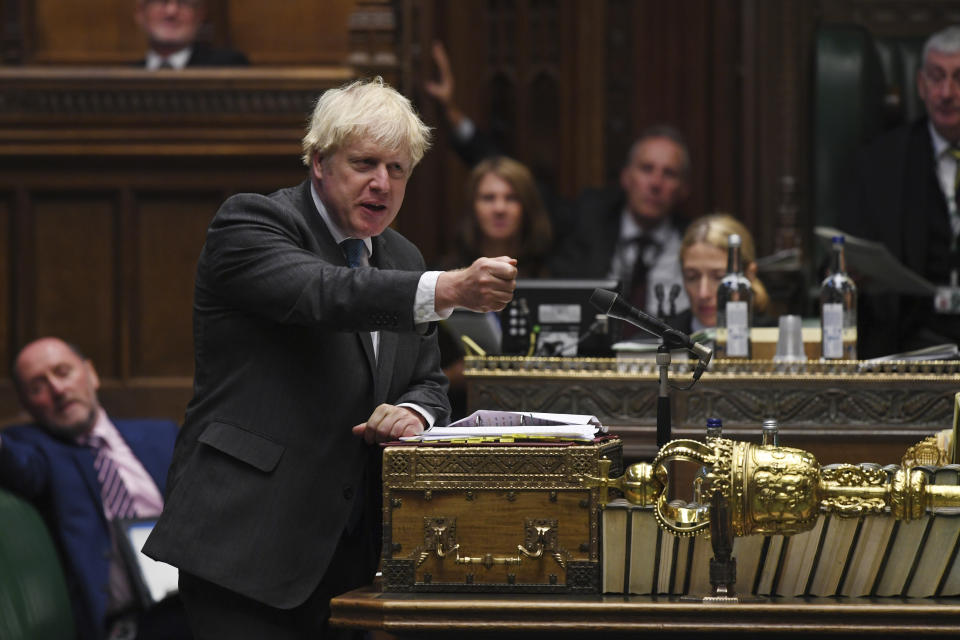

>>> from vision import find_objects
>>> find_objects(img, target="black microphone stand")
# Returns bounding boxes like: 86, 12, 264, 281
656, 332, 689, 448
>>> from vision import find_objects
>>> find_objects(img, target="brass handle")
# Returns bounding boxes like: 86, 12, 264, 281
517, 525, 551, 559
433, 525, 460, 558
423, 520, 566, 569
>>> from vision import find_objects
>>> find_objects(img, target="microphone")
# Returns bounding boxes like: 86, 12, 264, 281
654, 283, 665, 318
590, 288, 712, 367
668, 283, 681, 317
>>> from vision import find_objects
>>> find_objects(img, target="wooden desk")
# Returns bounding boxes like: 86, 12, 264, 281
330, 583, 960, 638
465, 357, 960, 464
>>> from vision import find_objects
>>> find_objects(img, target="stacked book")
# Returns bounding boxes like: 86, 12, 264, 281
602, 463, 960, 598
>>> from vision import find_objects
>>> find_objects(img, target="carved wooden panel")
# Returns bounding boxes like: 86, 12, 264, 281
229, 0, 353, 65
131, 192, 219, 378
19, 0, 354, 66
30, 0, 144, 64
466, 358, 960, 463
0, 69, 348, 424
29, 194, 117, 375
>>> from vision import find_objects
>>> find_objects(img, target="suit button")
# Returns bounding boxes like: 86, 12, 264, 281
343, 486, 354, 500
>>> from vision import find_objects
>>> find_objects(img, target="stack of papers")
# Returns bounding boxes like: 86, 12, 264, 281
400, 410, 605, 443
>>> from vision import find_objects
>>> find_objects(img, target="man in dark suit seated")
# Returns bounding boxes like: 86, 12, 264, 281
142, 77, 517, 639
0, 337, 189, 640
840, 25, 960, 357
135, 0, 248, 70
553, 125, 692, 324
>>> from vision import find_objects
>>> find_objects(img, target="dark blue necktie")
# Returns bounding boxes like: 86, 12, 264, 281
341, 238, 366, 268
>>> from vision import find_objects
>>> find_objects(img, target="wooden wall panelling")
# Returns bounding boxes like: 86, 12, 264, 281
229, 0, 353, 65
29, 193, 118, 376
399, 0, 477, 264
1, 0, 25, 63
30, 0, 143, 64
404, 0, 609, 263
131, 191, 220, 378
605, 0, 744, 227
0, 68, 350, 423
737, 0, 817, 315
22, 0, 354, 66
705, 0, 743, 217
569, 1, 605, 192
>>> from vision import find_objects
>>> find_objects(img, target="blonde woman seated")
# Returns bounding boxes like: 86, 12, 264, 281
668, 213, 770, 335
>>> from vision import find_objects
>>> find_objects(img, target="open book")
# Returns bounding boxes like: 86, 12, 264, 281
400, 410, 605, 443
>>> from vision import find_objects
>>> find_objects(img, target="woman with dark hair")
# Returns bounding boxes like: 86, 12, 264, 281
440, 155, 553, 277
438, 156, 555, 417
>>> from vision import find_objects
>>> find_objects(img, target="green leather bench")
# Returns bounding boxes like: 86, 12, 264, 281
0, 487, 75, 640
812, 23, 925, 230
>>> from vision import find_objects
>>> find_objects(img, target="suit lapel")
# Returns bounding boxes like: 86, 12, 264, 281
300, 181, 379, 379
371, 235, 397, 402
69, 442, 107, 525
902, 124, 940, 272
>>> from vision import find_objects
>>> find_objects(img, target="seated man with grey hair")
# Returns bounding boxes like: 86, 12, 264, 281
840, 25, 960, 357
143, 77, 518, 639
134, 0, 248, 69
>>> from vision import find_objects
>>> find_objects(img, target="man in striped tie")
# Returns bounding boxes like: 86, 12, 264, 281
0, 337, 190, 639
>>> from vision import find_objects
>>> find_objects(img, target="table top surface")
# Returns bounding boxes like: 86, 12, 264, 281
330, 583, 960, 636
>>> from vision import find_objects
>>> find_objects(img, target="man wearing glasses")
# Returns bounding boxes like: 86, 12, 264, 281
135, 0, 248, 70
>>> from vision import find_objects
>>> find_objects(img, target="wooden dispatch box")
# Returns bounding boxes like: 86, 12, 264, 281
381, 437, 623, 593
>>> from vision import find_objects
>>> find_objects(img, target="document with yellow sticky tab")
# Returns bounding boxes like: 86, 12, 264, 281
400, 410, 605, 442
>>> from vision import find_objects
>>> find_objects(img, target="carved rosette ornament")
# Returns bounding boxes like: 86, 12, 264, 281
589, 437, 960, 540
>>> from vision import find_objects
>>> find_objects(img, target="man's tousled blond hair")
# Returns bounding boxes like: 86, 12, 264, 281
301, 77, 432, 169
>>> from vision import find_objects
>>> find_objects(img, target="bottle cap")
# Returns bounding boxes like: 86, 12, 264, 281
707, 418, 723, 428
728, 233, 741, 247
762, 418, 778, 429
832, 235, 845, 244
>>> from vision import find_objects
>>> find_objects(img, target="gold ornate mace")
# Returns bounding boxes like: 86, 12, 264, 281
582, 437, 960, 599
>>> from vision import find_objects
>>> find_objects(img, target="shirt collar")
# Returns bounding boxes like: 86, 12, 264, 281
929, 120, 954, 158
145, 46, 193, 71
76, 408, 119, 448
309, 181, 373, 258
619, 208, 673, 244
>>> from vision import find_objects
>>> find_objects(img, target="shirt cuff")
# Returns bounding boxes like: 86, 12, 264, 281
398, 403, 436, 428
415, 271, 454, 323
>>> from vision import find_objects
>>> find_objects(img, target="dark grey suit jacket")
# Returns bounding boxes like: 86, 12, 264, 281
143, 180, 449, 608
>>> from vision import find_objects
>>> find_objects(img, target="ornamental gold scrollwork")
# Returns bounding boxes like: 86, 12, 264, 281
581, 437, 960, 540
819, 464, 887, 516
414, 516, 568, 570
